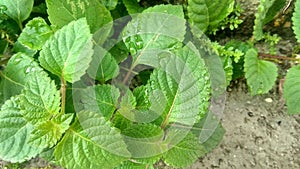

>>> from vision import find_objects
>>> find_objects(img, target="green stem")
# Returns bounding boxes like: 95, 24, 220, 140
60, 78, 67, 114
17, 20, 23, 30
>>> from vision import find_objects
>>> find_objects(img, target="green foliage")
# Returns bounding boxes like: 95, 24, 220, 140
19, 70, 61, 125
253, 0, 276, 41
39, 18, 93, 83
263, 0, 286, 24
0, 0, 34, 29
123, 0, 144, 14
54, 112, 130, 169
163, 132, 202, 167
0, 53, 42, 103
244, 49, 278, 95
284, 66, 300, 114
87, 45, 119, 83
262, 32, 281, 54
9, 0, 300, 167
46, 0, 112, 33
0, 96, 43, 163
209, 3, 244, 35
187, 0, 234, 32
211, 42, 244, 86
99, 0, 118, 10
293, 0, 300, 42
18, 17, 53, 50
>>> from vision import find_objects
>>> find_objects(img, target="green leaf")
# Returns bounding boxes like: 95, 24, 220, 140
163, 132, 202, 168
18, 17, 54, 50
19, 70, 61, 125
0, 0, 34, 27
293, 0, 300, 43
147, 45, 210, 126
77, 85, 120, 120
191, 113, 225, 156
121, 123, 164, 158
205, 0, 234, 29
253, 0, 276, 41
112, 111, 133, 130
187, 0, 234, 32
0, 96, 43, 163
87, 45, 119, 83
115, 161, 154, 169
133, 86, 151, 110
284, 66, 300, 114
187, 0, 209, 32
244, 49, 278, 95
263, 0, 286, 24
0, 53, 42, 103
109, 41, 129, 63
118, 87, 166, 124
12, 41, 37, 57
122, 4, 186, 58
122, 0, 144, 14
221, 55, 233, 86
99, 0, 118, 10
46, 0, 112, 33
39, 18, 94, 83
54, 111, 129, 169
28, 114, 73, 149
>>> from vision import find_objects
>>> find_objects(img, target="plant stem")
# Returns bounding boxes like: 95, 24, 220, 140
17, 20, 23, 31
60, 78, 67, 114
258, 53, 300, 61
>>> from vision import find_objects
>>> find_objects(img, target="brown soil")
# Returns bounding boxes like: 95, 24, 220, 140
188, 85, 300, 169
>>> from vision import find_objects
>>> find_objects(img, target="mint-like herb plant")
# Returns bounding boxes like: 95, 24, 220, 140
0, 0, 228, 168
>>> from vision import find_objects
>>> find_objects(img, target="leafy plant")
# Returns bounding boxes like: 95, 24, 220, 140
0, 0, 228, 168
187, 0, 234, 32
284, 0, 300, 115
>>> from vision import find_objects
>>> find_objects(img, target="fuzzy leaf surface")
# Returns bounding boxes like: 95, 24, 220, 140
122, 4, 185, 59
0, 97, 43, 163
121, 123, 164, 158
244, 49, 278, 95
205, 0, 234, 28
187, 0, 209, 32
0, 0, 33, 25
39, 18, 93, 83
253, 0, 276, 40
54, 112, 129, 169
122, 0, 144, 14
284, 65, 300, 114
46, 0, 112, 33
77, 85, 120, 120
187, 0, 234, 32
87, 45, 119, 83
293, 0, 300, 42
147, 45, 210, 126
192, 113, 225, 156
99, 0, 118, 10
19, 71, 61, 125
163, 132, 202, 168
18, 17, 53, 50
0, 53, 42, 103
28, 114, 73, 149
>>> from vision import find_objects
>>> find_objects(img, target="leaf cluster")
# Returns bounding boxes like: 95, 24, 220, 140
0, 0, 228, 168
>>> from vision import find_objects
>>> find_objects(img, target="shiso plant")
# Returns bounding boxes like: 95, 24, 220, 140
0, 0, 299, 168
0, 0, 229, 168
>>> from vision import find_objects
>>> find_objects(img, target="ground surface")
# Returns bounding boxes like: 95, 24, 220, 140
189, 85, 300, 169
